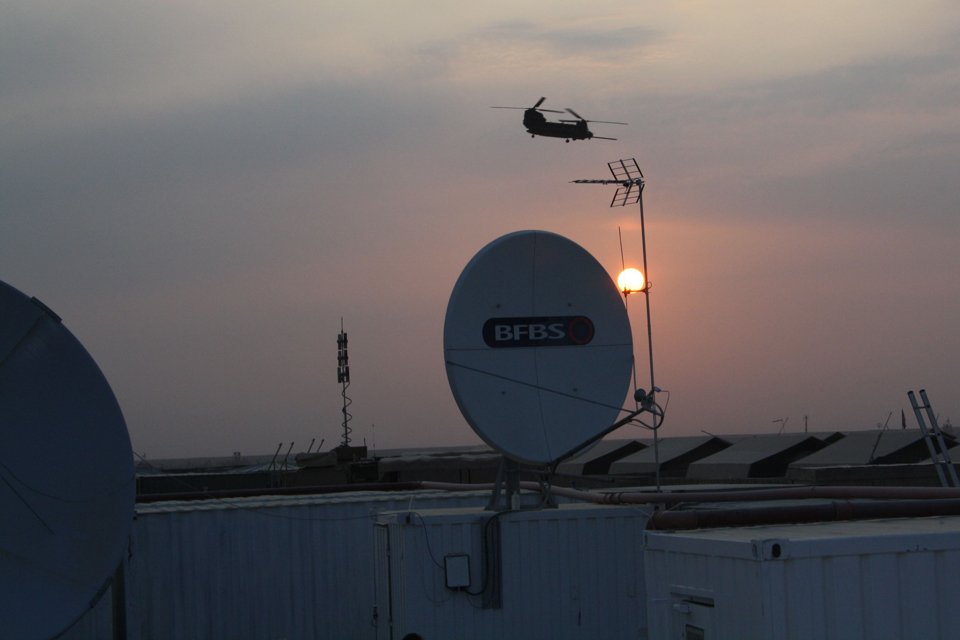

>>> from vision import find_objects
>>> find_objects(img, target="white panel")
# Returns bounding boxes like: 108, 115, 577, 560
385, 504, 649, 640
535, 345, 633, 458
444, 230, 536, 350
63, 490, 507, 640
529, 231, 631, 346
373, 525, 391, 640
646, 517, 960, 640
445, 349, 551, 462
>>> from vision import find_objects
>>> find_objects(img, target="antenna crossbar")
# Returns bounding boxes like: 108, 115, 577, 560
571, 158, 645, 208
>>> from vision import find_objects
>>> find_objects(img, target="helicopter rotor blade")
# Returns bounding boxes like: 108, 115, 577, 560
591, 136, 618, 140
491, 106, 564, 113
565, 108, 627, 125
533, 97, 547, 109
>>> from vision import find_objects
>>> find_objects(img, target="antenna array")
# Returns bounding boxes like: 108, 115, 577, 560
337, 319, 352, 446
570, 158, 644, 207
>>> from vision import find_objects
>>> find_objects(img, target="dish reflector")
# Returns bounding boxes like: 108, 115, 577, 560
0, 280, 135, 639
444, 231, 634, 464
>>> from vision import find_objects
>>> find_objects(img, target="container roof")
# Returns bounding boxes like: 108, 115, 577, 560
690, 434, 823, 465
609, 436, 730, 475
686, 434, 828, 479
644, 515, 960, 560
789, 429, 954, 467
556, 438, 648, 475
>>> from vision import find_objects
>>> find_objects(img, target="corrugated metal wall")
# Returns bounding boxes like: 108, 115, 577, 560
61, 489, 499, 640
644, 518, 960, 640
380, 503, 650, 640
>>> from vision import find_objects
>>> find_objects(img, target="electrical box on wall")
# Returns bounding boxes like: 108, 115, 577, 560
444, 554, 471, 589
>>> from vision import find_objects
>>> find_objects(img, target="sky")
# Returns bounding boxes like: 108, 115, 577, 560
3, 1, 960, 458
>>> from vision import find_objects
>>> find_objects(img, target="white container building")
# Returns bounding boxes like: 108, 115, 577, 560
61, 489, 514, 640
644, 516, 960, 640
374, 502, 650, 640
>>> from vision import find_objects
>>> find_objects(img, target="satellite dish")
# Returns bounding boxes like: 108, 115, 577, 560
444, 231, 634, 464
0, 280, 135, 639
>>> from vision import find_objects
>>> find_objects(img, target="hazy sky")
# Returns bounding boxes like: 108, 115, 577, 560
3, 1, 960, 457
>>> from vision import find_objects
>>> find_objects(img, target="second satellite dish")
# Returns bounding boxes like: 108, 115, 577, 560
0, 280, 135, 640
444, 230, 634, 464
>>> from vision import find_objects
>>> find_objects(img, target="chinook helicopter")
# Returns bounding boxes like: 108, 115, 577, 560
491, 97, 627, 142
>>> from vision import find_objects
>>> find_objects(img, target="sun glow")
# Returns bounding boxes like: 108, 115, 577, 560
617, 268, 645, 294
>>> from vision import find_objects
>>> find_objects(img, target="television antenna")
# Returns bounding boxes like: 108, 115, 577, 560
572, 159, 665, 489
571, 158, 645, 206
774, 417, 789, 435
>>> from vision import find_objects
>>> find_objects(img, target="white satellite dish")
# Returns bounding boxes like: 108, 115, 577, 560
0, 280, 135, 639
444, 230, 634, 464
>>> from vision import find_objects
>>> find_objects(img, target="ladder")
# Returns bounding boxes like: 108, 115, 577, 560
908, 390, 959, 487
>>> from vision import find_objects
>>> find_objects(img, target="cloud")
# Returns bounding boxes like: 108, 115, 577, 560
479, 21, 660, 58
386, 18, 661, 85
4, 0, 960, 456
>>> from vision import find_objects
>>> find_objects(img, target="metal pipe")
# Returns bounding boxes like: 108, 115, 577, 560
268, 442, 282, 473
136, 482, 428, 503
539, 484, 960, 506
137, 480, 960, 506
646, 498, 960, 531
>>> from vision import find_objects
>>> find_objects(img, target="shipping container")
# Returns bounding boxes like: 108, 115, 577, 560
644, 516, 960, 640
61, 489, 512, 640
374, 502, 650, 640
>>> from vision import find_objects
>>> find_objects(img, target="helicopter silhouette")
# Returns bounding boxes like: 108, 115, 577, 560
491, 97, 627, 142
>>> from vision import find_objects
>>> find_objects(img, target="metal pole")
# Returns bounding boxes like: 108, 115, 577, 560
638, 185, 660, 492
619, 227, 640, 411
111, 559, 127, 640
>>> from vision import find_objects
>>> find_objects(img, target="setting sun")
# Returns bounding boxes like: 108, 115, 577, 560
617, 268, 645, 294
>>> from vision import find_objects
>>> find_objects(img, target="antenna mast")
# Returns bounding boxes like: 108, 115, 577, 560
573, 159, 663, 490
337, 318, 352, 447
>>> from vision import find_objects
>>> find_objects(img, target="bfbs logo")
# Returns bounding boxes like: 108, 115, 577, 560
482, 316, 595, 348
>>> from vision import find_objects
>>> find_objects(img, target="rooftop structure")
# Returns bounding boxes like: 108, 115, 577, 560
686, 433, 831, 479
375, 503, 650, 639
556, 438, 647, 476
645, 516, 960, 639
609, 435, 731, 477
62, 489, 518, 640
789, 428, 956, 468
